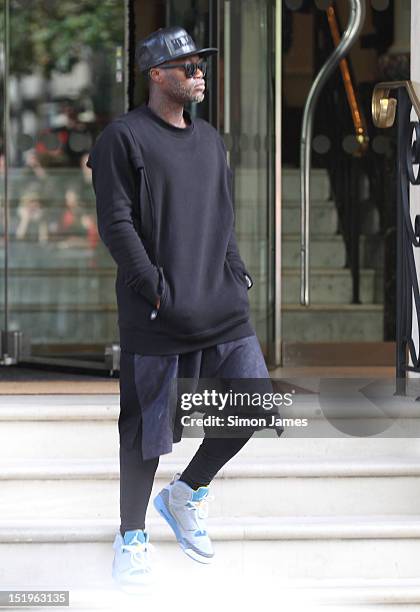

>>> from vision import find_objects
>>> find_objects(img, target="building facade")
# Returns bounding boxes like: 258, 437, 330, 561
0, 0, 411, 372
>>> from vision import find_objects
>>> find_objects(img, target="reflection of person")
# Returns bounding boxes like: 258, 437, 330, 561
87, 26, 280, 591
35, 102, 94, 168
56, 185, 98, 249
79, 152, 92, 185
11, 150, 48, 243
15, 188, 48, 243
56, 155, 98, 249
24, 149, 48, 181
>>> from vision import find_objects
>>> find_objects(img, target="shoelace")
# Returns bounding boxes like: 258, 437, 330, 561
188, 493, 215, 520
171, 471, 215, 521
121, 541, 155, 573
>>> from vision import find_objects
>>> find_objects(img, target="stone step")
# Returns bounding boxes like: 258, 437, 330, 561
282, 200, 338, 233
2, 457, 420, 521
236, 232, 358, 270
281, 168, 331, 203
1, 516, 420, 586
0, 395, 417, 461
233, 168, 330, 204
235, 233, 357, 272
2, 581, 420, 612
282, 268, 376, 304
281, 234, 359, 268
281, 304, 384, 342
234, 200, 338, 235
281, 195, 336, 210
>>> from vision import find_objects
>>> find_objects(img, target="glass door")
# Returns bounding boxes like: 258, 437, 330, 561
280, 1, 406, 366
0, 0, 127, 370
217, 0, 277, 362
0, 0, 278, 371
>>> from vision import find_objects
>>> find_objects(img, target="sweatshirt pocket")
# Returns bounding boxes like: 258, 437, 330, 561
227, 261, 254, 291
228, 262, 248, 289
148, 266, 167, 321
156, 262, 250, 336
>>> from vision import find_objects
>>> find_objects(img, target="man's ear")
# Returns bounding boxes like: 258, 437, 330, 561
149, 67, 162, 85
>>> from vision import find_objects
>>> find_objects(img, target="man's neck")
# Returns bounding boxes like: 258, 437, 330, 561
147, 97, 188, 128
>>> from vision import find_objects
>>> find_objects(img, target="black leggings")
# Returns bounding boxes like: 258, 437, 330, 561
119, 423, 252, 535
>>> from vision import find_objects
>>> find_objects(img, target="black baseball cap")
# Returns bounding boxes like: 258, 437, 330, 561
136, 26, 218, 73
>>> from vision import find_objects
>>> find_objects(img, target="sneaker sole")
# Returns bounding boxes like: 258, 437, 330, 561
112, 556, 154, 593
112, 570, 154, 593
153, 492, 214, 565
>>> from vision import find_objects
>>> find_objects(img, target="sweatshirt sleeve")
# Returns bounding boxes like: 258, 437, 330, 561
220, 136, 254, 290
86, 120, 160, 306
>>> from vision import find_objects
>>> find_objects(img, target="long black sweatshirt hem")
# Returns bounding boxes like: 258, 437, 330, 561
119, 319, 255, 355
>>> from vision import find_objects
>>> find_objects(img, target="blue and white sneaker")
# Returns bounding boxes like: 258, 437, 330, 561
153, 473, 214, 564
112, 529, 154, 592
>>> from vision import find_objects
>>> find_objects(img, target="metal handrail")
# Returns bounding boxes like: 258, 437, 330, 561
372, 80, 420, 129
326, 4, 369, 154
300, 0, 366, 306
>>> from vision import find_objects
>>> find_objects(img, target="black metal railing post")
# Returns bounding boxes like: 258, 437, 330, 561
373, 81, 420, 392
391, 86, 420, 391
350, 155, 361, 304
395, 87, 407, 387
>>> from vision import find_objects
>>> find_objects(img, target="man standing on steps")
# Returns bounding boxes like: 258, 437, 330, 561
87, 25, 282, 590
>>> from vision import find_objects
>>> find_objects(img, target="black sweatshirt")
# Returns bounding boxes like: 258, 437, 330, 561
86, 102, 254, 355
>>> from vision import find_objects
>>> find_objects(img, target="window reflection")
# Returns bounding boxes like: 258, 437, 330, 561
1, 0, 125, 352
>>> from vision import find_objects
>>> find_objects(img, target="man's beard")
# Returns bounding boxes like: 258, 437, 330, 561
169, 78, 204, 104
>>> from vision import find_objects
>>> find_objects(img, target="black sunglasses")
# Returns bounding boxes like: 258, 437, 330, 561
155, 60, 207, 79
